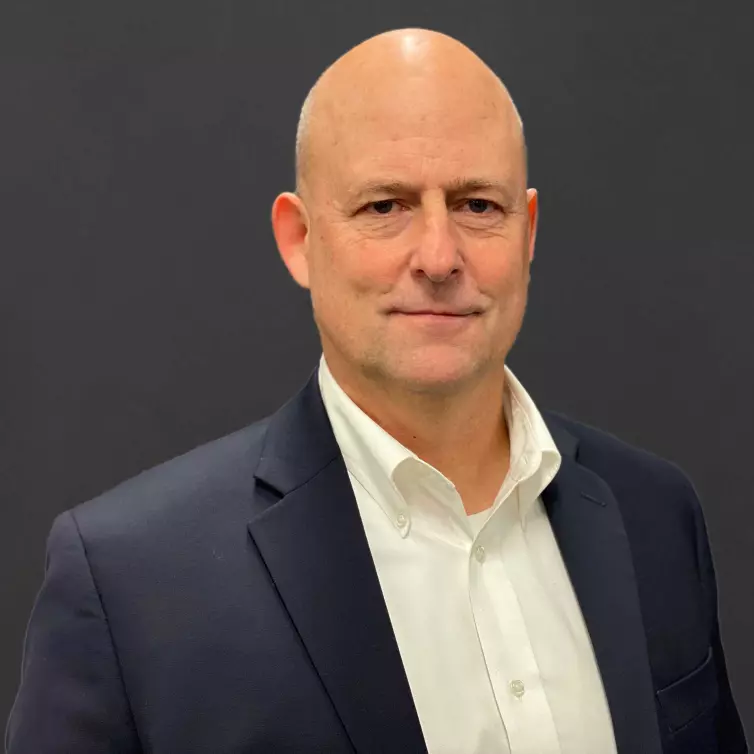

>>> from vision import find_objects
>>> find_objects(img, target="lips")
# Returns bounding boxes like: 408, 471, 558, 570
394, 310, 478, 316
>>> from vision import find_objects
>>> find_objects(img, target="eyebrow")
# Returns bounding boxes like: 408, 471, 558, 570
346, 178, 516, 206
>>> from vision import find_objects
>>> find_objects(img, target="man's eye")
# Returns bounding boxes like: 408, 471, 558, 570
465, 198, 496, 214
368, 199, 396, 215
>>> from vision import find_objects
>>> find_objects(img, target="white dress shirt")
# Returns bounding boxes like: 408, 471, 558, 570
317, 354, 618, 754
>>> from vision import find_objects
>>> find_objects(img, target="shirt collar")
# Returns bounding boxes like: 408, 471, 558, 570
317, 353, 561, 533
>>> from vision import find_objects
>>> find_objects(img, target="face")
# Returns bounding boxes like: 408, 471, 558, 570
273, 69, 537, 398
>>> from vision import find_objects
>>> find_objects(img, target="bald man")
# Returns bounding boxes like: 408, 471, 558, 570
6, 29, 747, 754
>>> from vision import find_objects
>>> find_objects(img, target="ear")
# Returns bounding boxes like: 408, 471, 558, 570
525, 188, 538, 263
271, 192, 312, 289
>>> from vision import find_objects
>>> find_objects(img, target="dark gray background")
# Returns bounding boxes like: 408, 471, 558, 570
2, 0, 752, 738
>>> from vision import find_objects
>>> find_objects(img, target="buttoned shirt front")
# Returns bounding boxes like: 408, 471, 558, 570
318, 353, 618, 754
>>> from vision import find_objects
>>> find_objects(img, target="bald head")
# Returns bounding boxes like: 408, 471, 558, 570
295, 28, 526, 199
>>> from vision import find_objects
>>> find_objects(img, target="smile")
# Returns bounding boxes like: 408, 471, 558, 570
392, 312, 479, 328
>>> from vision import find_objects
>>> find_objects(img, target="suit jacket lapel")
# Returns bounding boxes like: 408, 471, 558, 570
248, 366, 428, 754
543, 416, 663, 754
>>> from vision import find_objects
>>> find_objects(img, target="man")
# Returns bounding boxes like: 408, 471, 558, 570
6, 27, 747, 754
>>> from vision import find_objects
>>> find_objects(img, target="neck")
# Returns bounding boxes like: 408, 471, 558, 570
325, 355, 512, 511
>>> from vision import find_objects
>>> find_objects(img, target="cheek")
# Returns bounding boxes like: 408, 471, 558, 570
308, 233, 394, 329
319, 226, 399, 295
483, 241, 530, 294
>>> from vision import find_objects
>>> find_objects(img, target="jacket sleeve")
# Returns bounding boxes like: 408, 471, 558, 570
687, 477, 749, 752
5, 510, 141, 754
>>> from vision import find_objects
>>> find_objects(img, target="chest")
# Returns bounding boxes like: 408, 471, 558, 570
348, 475, 618, 754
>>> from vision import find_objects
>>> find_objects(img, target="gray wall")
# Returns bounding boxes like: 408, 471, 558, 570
2, 0, 752, 737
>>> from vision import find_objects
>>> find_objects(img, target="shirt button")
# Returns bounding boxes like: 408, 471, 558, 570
510, 679, 525, 698
396, 512, 408, 527
474, 545, 486, 563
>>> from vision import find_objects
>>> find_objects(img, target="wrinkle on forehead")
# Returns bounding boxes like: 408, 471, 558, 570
295, 28, 526, 200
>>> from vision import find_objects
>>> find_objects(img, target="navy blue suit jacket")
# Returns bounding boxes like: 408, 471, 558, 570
6, 365, 748, 753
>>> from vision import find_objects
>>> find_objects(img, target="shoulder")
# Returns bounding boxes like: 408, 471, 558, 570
66, 416, 271, 545
543, 410, 710, 575
543, 409, 698, 500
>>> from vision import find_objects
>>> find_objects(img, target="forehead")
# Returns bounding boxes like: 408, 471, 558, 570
312, 75, 523, 195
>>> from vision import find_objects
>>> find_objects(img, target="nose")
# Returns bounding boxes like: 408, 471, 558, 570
410, 201, 462, 283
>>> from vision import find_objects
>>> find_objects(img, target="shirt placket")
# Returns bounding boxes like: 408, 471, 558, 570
468, 490, 562, 754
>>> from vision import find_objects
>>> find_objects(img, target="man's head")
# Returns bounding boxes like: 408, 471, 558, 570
272, 28, 537, 398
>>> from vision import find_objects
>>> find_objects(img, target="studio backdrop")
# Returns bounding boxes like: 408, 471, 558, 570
1, 0, 752, 737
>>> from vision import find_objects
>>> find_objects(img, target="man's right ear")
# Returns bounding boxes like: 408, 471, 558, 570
271, 192, 311, 290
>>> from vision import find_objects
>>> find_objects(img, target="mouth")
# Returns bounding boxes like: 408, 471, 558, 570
400, 313, 467, 318
390, 311, 481, 329
393, 311, 480, 318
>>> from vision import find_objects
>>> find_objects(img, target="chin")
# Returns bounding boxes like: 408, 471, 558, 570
384, 352, 480, 392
